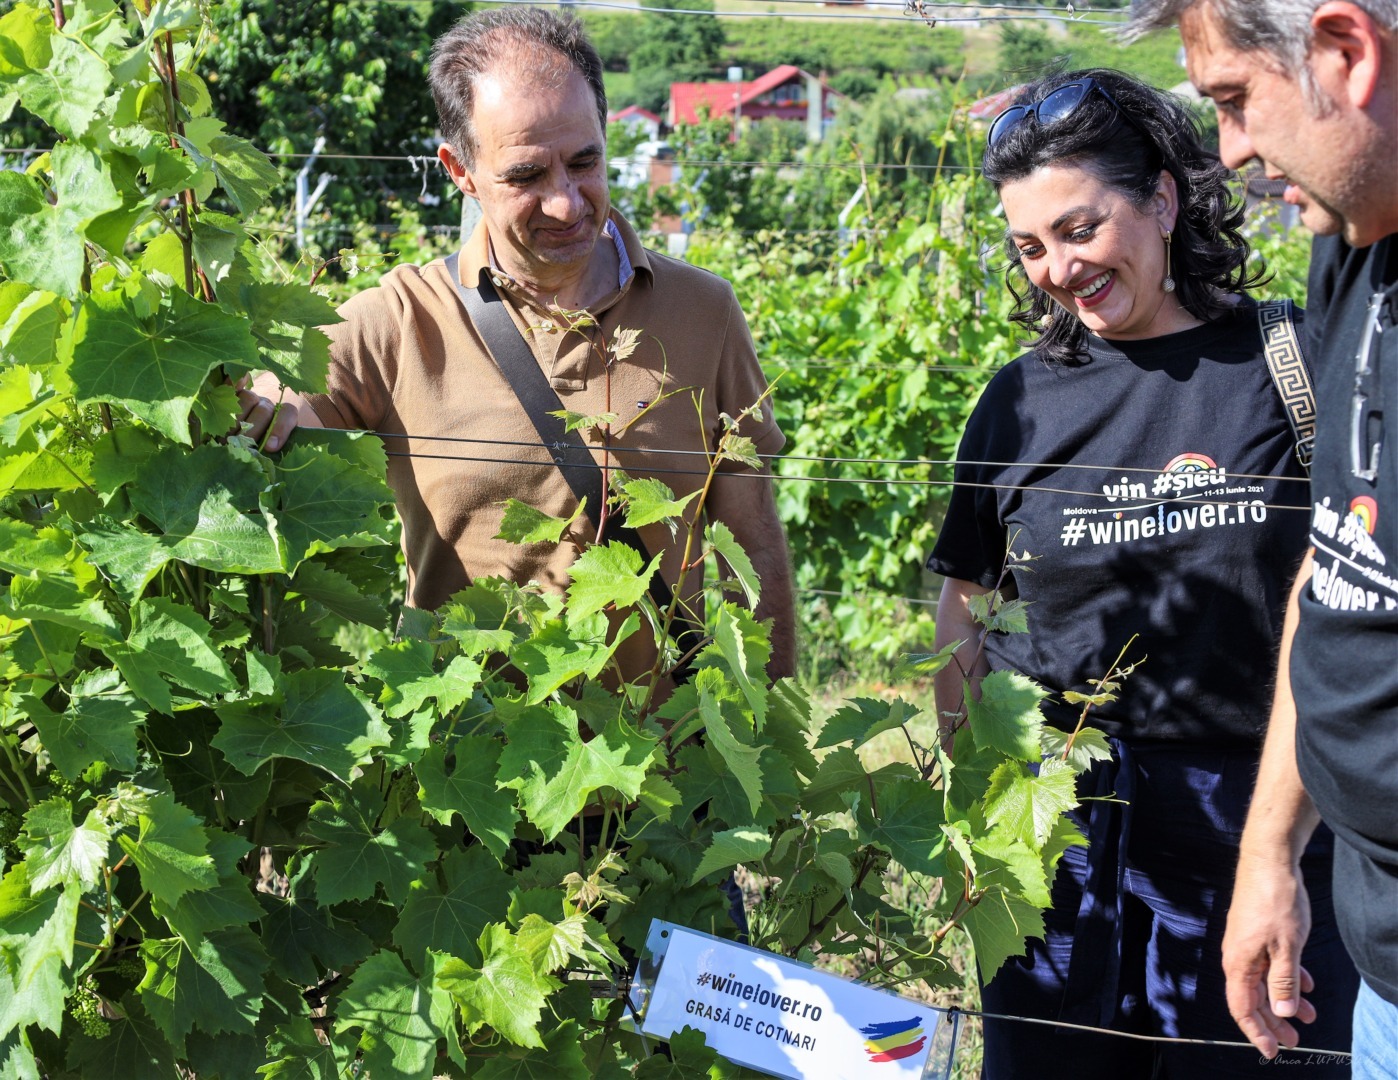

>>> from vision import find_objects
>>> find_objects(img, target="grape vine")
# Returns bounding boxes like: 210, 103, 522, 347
0, 2, 1101, 1075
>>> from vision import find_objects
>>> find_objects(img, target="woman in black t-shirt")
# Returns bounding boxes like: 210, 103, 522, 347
926, 69, 1358, 1077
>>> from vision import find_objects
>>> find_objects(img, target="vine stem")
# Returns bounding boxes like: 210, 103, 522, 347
158, 31, 206, 300
0, 737, 35, 805
637, 388, 775, 717
52, 0, 64, 29
1062, 633, 1141, 760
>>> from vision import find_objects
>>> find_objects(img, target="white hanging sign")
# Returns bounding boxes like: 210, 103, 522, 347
630, 921, 952, 1080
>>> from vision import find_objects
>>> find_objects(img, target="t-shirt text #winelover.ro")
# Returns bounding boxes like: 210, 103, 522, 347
928, 305, 1310, 744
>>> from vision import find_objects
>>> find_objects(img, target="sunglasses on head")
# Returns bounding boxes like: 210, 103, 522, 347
987, 78, 1134, 147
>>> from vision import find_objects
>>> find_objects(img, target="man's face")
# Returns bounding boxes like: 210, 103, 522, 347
450, 66, 609, 288
1182, 3, 1351, 238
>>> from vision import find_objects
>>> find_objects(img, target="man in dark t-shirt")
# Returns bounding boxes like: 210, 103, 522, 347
1130, 0, 1398, 1068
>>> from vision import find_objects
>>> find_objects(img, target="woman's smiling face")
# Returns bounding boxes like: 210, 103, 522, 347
999, 163, 1199, 342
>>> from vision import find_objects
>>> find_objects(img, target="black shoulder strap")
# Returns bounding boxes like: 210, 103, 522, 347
1257, 299, 1316, 473
442, 252, 706, 674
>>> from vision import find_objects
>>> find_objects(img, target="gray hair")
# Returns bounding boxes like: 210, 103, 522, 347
429, 7, 608, 170
1128, 0, 1398, 98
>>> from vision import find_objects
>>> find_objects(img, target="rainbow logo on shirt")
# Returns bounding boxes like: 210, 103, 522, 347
1350, 496, 1379, 535
860, 1016, 927, 1063
1163, 452, 1218, 473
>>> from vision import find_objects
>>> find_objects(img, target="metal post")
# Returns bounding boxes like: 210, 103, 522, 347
295, 135, 328, 250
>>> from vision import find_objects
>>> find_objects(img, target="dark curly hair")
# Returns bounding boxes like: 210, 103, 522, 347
981, 67, 1268, 365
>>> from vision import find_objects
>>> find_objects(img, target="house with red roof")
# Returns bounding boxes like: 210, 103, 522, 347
668, 65, 841, 140
607, 104, 663, 141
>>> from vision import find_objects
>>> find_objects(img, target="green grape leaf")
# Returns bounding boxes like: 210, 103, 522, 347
565, 542, 657, 621
0, 285, 67, 373
814, 695, 913, 750
257, 1015, 352, 1080
497, 706, 654, 840
236, 281, 337, 390
513, 912, 621, 974
440, 587, 520, 657
1040, 813, 1089, 879
983, 759, 1079, 848
705, 520, 761, 607
967, 590, 1030, 634
893, 640, 962, 681
707, 604, 768, 731
71, 286, 259, 444
972, 829, 1051, 908
860, 777, 947, 876
716, 433, 762, 470
0, 149, 119, 297
257, 862, 373, 987
511, 611, 634, 705
496, 498, 580, 545
265, 439, 395, 569
621, 477, 698, 533
111, 595, 237, 701
14, 26, 110, 139
306, 789, 437, 906
416, 737, 518, 859
392, 846, 511, 975
633, 1026, 722, 1078
474, 1019, 590, 1079
204, 132, 281, 217
0, 1031, 39, 1080
436, 924, 562, 1048
156, 832, 262, 941
115, 791, 218, 909
20, 797, 110, 892
363, 640, 482, 719
3, 571, 118, 637
636, 772, 682, 824
136, 926, 268, 1045
967, 670, 1046, 762
694, 669, 763, 817
799, 745, 868, 817
0, 863, 79, 1037
63, 994, 178, 1078
1039, 725, 1115, 772
286, 560, 388, 626
689, 826, 771, 885
84, 443, 283, 595
18, 669, 143, 779
213, 667, 389, 784
961, 889, 1045, 983
335, 949, 442, 1080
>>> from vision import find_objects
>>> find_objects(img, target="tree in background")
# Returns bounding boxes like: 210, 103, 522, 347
998, 23, 1062, 78
202, 0, 459, 251
630, 0, 726, 113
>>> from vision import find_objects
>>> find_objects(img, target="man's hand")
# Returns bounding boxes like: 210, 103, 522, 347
1223, 850, 1317, 1057
234, 384, 298, 452
237, 372, 322, 451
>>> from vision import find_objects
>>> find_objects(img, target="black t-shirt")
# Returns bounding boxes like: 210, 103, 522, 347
928, 303, 1310, 745
1292, 233, 1398, 1006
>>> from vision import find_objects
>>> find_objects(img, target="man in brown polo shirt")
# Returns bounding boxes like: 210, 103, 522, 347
252, 7, 794, 682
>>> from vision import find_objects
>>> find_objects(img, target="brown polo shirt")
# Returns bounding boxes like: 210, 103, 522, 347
307, 212, 783, 678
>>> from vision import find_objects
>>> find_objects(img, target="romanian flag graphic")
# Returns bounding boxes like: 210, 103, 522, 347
860, 1016, 927, 1062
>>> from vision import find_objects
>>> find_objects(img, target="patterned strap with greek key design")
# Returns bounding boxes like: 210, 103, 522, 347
1258, 299, 1315, 472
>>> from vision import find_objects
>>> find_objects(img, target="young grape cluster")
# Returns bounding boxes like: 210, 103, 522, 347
68, 978, 110, 1040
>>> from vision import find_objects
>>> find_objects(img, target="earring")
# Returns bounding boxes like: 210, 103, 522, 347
1162, 231, 1176, 293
